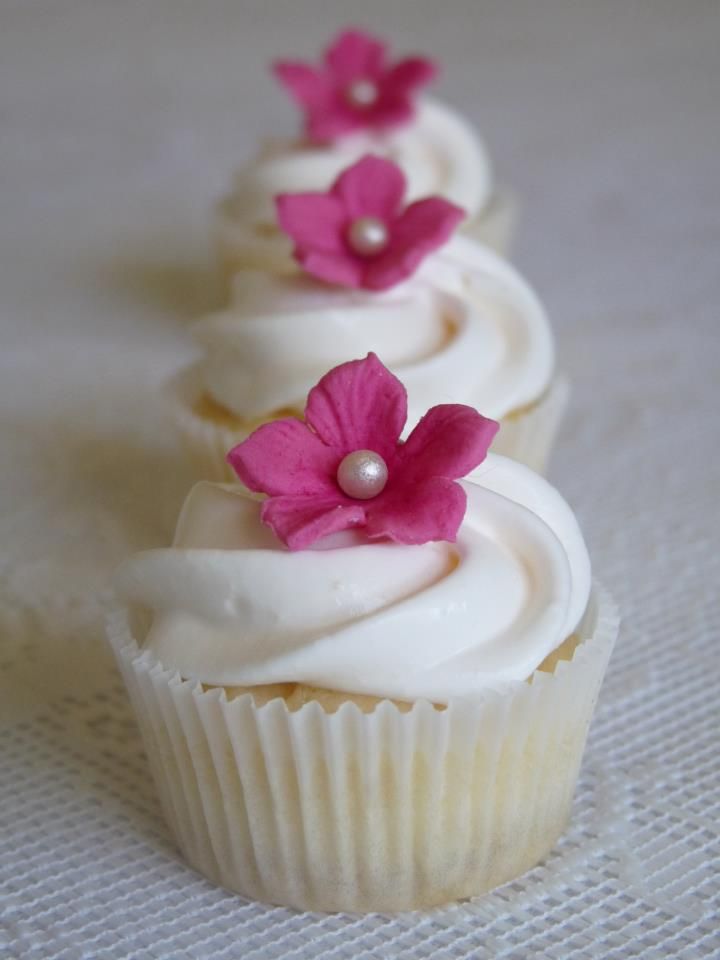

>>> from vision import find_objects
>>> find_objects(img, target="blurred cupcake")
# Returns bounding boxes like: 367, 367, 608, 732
215, 28, 516, 280
112, 354, 617, 912
174, 155, 564, 479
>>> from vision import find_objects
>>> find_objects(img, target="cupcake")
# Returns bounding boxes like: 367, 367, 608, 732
175, 155, 565, 479
215, 28, 516, 281
112, 355, 617, 912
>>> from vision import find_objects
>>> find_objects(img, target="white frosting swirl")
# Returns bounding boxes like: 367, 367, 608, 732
193, 236, 554, 425
115, 455, 591, 703
224, 98, 492, 234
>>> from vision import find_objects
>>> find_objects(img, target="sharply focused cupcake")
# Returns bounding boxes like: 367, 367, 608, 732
215, 28, 516, 280
111, 355, 618, 912
175, 154, 565, 478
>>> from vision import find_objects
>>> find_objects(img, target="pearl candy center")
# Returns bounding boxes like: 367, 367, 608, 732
345, 79, 379, 108
347, 217, 389, 257
336, 450, 389, 500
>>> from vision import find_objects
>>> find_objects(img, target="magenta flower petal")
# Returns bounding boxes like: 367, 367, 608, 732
307, 105, 370, 142
365, 196, 465, 290
227, 418, 339, 497
359, 259, 409, 291
226, 354, 502, 549
305, 353, 407, 460
261, 495, 366, 551
274, 31, 437, 143
332, 154, 406, 220
273, 61, 330, 108
366, 476, 467, 544
300, 250, 365, 287
391, 197, 466, 252
324, 29, 386, 82
398, 405, 499, 484
384, 57, 438, 93
363, 98, 414, 132
275, 193, 347, 253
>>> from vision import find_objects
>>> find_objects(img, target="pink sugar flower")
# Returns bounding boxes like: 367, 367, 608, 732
274, 28, 438, 142
276, 154, 465, 290
227, 354, 499, 550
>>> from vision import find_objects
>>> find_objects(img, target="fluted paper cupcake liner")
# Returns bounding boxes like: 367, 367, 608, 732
214, 188, 518, 288
165, 368, 254, 482
108, 585, 617, 912
491, 375, 569, 474
167, 365, 568, 483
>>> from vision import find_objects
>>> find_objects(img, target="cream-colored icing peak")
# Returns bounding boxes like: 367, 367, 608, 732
193, 236, 554, 425
227, 98, 492, 226
115, 455, 591, 703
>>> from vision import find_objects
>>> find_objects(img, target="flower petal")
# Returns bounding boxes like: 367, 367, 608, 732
273, 61, 331, 107
332, 154, 406, 220
227, 418, 339, 497
299, 250, 365, 288
398, 405, 499, 483
364, 98, 414, 132
393, 197, 467, 250
384, 57, 438, 93
307, 105, 366, 142
261, 495, 366, 550
364, 197, 465, 289
366, 476, 466, 544
391, 197, 466, 251
305, 353, 407, 460
324, 29, 386, 83
275, 193, 347, 253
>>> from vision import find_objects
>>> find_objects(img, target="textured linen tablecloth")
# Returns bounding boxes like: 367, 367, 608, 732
1, 1, 718, 957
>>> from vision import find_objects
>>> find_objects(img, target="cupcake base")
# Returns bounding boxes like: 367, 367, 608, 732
214, 187, 518, 288
167, 366, 568, 482
108, 586, 617, 912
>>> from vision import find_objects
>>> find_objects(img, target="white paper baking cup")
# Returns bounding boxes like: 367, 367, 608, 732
491, 375, 569, 474
107, 584, 617, 912
165, 367, 254, 482
168, 365, 568, 484
214, 188, 518, 288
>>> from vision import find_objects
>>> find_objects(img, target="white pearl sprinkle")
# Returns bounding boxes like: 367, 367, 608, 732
347, 217, 389, 257
345, 79, 379, 108
336, 450, 389, 500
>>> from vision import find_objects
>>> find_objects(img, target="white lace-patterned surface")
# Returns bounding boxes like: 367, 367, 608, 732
1, 2, 718, 958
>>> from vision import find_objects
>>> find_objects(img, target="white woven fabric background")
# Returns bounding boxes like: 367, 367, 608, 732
1, 1, 718, 957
